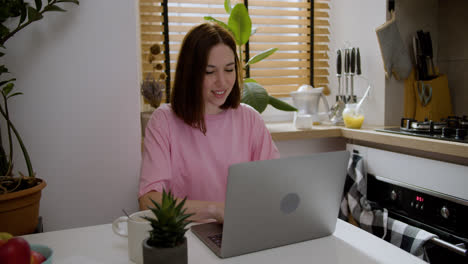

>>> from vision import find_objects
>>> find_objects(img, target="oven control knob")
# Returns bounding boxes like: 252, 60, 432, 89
441, 206, 450, 219
390, 190, 397, 201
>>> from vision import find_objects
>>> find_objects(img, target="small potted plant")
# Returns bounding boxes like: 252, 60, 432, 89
0, 0, 79, 236
141, 190, 194, 264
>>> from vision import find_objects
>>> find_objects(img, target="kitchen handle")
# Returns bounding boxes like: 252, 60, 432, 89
336, 50, 342, 75
350, 48, 356, 74
344, 49, 350, 74
430, 237, 467, 257
356, 48, 361, 75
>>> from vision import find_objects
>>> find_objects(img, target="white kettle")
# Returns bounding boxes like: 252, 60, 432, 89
290, 85, 330, 129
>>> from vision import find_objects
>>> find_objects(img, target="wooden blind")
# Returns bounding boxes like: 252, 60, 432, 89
139, 0, 330, 111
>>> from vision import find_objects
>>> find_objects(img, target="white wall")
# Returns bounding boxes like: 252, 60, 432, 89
3, 0, 141, 231
328, 0, 387, 125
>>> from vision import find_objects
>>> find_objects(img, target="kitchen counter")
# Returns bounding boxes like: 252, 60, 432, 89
266, 122, 468, 159
22, 220, 426, 263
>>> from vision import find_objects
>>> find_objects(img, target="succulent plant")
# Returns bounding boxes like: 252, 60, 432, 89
142, 190, 194, 248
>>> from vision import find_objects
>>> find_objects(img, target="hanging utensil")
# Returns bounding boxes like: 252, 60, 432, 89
350, 48, 356, 103
330, 50, 345, 124
344, 48, 350, 103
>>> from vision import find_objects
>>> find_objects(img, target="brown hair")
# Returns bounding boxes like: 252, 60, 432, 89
170, 23, 241, 134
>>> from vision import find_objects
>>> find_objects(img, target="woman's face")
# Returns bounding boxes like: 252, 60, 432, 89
202, 43, 236, 115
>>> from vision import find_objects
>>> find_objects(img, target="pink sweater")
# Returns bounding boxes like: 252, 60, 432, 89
139, 103, 280, 202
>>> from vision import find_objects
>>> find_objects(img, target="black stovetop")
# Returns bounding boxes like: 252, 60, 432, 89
376, 127, 468, 144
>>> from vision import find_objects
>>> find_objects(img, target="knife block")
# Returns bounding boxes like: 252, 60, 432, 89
404, 69, 453, 122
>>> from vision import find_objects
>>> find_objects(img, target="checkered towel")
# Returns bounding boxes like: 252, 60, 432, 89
339, 151, 438, 262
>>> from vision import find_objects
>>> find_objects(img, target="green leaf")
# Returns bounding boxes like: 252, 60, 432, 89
35, 0, 42, 11
228, 4, 251, 46
0, 65, 8, 75
19, 3, 28, 24
0, 52, 4, 57
246, 48, 277, 66
268, 95, 297, 112
203, 16, 231, 33
7, 92, 23, 99
224, 0, 232, 14
56, 0, 80, 4
0, 24, 9, 36
43, 5, 66, 12
2, 83, 14, 96
244, 78, 257, 83
27, 6, 43, 22
241, 81, 268, 113
0, 78, 16, 87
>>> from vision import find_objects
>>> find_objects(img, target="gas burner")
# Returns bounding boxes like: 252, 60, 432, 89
400, 118, 447, 133
376, 116, 468, 144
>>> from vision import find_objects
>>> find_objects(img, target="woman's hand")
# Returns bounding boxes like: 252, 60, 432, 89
194, 202, 225, 223
139, 191, 225, 223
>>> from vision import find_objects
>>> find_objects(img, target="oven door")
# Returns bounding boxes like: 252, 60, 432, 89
367, 174, 468, 263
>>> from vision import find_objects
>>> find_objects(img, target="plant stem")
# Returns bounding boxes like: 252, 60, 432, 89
2, 94, 13, 175
0, 105, 33, 177
238, 44, 244, 80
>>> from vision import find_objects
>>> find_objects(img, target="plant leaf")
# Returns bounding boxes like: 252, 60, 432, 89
19, 3, 28, 24
224, 0, 232, 14
0, 78, 16, 87
56, 0, 80, 5
7, 92, 23, 99
268, 95, 297, 112
0, 24, 9, 37
0, 65, 8, 75
43, 5, 67, 12
244, 78, 257, 83
27, 6, 43, 22
2, 83, 14, 96
246, 48, 277, 66
242, 81, 268, 113
203, 16, 231, 33
35, 0, 42, 11
228, 4, 251, 46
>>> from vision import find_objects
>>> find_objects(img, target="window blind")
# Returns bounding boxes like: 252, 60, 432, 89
139, 0, 330, 111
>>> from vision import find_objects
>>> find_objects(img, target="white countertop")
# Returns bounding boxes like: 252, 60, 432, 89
22, 219, 425, 264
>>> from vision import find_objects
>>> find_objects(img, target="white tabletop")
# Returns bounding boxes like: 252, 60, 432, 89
22, 219, 425, 264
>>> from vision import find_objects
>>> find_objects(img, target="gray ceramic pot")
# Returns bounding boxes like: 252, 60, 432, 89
142, 237, 187, 264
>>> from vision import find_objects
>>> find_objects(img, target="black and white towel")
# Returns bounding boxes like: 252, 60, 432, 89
339, 151, 438, 262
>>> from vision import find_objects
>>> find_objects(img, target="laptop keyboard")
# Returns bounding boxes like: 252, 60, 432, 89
208, 233, 223, 248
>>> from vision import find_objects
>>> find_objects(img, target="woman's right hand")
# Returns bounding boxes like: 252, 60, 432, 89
194, 202, 225, 223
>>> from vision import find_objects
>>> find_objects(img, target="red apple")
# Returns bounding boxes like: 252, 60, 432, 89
31, 250, 46, 264
0, 237, 31, 264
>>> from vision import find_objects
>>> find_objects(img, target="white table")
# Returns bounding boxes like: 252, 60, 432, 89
22, 220, 426, 264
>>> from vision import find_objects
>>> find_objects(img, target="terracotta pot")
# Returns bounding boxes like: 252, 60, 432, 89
142, 237, 187, 264
0, 178, 46, 235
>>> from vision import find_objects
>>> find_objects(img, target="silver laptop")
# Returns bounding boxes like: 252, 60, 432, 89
191, 150, 350, 258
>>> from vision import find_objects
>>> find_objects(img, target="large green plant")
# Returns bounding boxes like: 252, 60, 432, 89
204, 0, 297, 113
0, 0, 79, 194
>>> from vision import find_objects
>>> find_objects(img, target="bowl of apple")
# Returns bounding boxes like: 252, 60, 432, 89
0, 233, 52, 264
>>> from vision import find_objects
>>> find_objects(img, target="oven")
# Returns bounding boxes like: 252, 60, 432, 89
347, 144, 468, 263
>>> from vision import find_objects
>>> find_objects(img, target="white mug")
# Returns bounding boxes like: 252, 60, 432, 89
112, 210, 153, 264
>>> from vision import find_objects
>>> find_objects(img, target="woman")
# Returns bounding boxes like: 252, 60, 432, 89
138, 23, 280, 223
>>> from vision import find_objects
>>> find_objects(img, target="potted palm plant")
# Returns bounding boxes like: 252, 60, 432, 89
205, 0, 297, 113
141, 190, 193, 264
0, 0, 79, 235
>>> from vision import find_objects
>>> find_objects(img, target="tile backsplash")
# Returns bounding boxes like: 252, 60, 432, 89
438, 0, 468, 116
